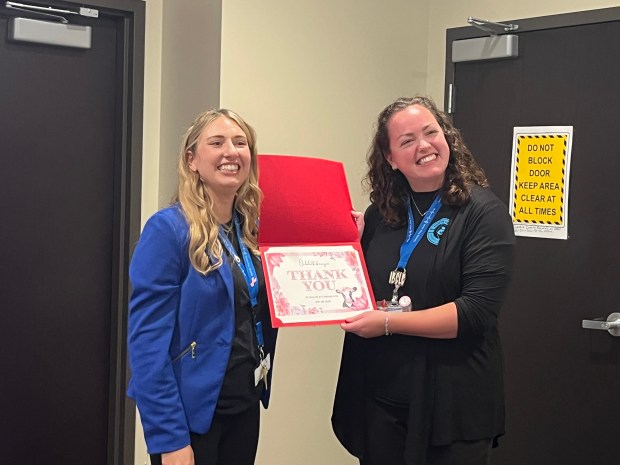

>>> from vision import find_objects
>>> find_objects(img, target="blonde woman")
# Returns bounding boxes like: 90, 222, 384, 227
128, 109, 277, 465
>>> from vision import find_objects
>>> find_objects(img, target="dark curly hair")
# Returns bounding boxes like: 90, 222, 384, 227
364, 96, 488, 226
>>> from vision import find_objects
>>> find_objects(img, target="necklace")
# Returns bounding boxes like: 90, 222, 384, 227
411, 196, 427, 216
221, 220, 234, 234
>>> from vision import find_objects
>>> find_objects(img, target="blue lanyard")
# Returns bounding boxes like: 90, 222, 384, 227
218, 212, 259, 308
218, 212, 265, 357
396, 194, 442, 270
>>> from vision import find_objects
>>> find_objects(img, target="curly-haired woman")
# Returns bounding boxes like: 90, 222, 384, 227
332, 96, 515, 465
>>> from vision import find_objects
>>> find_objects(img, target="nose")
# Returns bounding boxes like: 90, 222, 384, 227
418, 138, 431, 151
223, 139, 239, 157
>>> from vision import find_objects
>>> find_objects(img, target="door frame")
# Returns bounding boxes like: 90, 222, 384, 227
444, 7, 620, 113
93, 1, 144, 464
49, 1, 144, 464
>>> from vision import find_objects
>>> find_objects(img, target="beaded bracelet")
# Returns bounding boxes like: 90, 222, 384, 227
384, 313, 392, 336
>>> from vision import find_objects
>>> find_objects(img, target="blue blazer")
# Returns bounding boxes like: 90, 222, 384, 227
127, 205, 275, 454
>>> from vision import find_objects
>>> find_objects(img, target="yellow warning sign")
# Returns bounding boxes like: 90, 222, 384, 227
513, 135, 567, 225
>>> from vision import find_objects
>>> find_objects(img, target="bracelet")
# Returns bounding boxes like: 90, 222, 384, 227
384, 313, 392, 336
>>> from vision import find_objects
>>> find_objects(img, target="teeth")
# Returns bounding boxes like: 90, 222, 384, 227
219, 164, 239, 172
418, 154, 436, 165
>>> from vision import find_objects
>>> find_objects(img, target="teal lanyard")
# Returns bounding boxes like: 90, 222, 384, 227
217, 212, 265, 357
396, 194, 442, 270
388, 194, 442, 304
217, 212, 259, 308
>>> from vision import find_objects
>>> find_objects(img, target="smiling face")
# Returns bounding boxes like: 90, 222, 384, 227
187, 116, 252, 199
385, 104, 450, 192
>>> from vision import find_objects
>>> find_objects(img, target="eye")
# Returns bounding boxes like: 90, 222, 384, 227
209, 140, 222, 147
400, 139, 414, 147
235, 139, 248, 147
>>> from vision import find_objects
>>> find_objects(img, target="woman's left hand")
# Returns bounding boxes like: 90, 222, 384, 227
351, 210, 364, 239
341, 310, 386, 338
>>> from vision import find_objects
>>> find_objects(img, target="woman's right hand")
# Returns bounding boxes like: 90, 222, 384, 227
162, 445, 194, 465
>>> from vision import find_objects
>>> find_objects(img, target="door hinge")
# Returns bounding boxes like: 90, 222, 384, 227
448, 83, 456, 114
79, 7, 99, 18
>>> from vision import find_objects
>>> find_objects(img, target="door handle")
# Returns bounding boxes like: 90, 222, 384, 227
582, 312, 620, 337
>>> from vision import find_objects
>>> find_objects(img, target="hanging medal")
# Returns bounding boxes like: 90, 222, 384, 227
388, 267, 407, 305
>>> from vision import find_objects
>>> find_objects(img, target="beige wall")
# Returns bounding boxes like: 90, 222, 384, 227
135, 0, 162, 460
220, 0, 429, 211
220, 2, 427, 464
158, 0, 223, 207
140, 0, 162, 227
137, 0, 616, 464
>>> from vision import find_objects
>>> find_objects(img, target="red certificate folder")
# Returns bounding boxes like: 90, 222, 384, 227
258, 154, 376, 327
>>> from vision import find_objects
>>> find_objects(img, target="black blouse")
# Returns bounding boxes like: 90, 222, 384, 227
363, 190, 444, 404
216, 226, 266, 414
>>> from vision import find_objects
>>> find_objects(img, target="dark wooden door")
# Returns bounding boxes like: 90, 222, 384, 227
446, 8, 620, 465
0, 1, 143, 464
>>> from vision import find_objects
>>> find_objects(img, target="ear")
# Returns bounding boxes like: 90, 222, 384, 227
186, 150, 197, 172
384, 152, 396, 170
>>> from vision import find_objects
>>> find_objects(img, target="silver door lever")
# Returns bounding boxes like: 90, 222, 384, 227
582, 312, 620, 336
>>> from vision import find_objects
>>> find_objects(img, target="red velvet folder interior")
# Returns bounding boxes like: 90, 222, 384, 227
257, 154, 360, 245
257, 154, 375, 327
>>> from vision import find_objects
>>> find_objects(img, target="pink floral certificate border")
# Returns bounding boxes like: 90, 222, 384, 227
261, 244, 374, 327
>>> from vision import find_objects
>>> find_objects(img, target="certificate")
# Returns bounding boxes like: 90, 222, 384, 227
258, 154, 376, 327
262, 244, 373, 326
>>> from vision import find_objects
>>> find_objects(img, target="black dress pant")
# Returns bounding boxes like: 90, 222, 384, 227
150, 403, 260, 465
360, 396, 492, 465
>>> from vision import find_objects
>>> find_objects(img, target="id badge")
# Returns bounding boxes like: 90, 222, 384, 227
254, 353, 272, 387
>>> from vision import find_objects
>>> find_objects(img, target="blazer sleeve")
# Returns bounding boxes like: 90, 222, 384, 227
454, 191, 516, 338
127, 210, 191, 453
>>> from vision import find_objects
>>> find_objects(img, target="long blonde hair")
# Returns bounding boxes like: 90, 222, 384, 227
177, 109, 261, 275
